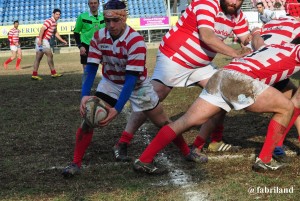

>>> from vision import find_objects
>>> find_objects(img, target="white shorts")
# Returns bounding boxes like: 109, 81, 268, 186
10, 45, 20, 52
200, 69, 269, 112
151, 50, 218, 87
35, 38, 51, 52
96, 77, 159, 112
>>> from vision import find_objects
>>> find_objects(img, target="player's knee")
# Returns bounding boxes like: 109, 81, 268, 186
283, 101, 294, 117
291, 92, 300, 108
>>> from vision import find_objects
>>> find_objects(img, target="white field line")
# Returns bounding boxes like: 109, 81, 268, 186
137, 129, 208, 201
49, 89, 81, 93
129, 104, 209, 201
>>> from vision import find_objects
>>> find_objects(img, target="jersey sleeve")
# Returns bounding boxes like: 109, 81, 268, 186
8, 30, 13, 42
196, 0, 218, 31
43, 19, 50, 29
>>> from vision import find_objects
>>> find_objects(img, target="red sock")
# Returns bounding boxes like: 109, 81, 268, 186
4, 58, 13, 64
259, 119, 286, 163
32, 71, 38, 76
172, 135, 190, 156
211, 125, 224, 142
16, 58, 21, 67
51, 69, 57, 75
193, 135, 206, 150
139, 125, 177, 163
277, 107, 300, 146
73, 127, 94, 167
118, 131, 134, 145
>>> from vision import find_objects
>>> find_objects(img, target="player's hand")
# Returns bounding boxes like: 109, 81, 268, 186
98, 107, 118, 127
235, 46, 252, 58
37, 40, 42, 46
80, 46, 87, 56
241, 34, 252, 46
62, 40, 68, 45
80, 95, 95, 117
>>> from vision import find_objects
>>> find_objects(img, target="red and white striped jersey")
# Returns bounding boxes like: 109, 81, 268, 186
88, 26, 147, 85
159, 0, 249, 69
261, 16, 300, 44
225, 43, 300, 85
8, 27, 20, 46
41, 17, 57, 40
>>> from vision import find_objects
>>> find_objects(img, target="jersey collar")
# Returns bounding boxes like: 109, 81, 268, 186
105, 25, 129, 42
88, 10, 99, 17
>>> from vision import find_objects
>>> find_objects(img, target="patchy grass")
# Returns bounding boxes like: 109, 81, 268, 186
0, 48, 300, 200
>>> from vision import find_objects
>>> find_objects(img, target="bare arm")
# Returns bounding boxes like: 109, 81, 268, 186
250, 28, 265, 51
38, 26, 46, 46
199, 27, 251, 58
55, 32, 67, 45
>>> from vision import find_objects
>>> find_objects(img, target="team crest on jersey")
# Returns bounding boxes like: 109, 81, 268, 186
99, 44, 110, 50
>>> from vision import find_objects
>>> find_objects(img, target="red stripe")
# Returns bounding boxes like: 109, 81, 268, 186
198, 19, 214, 28
88, 52, 101, 59
127, 59, 145, 67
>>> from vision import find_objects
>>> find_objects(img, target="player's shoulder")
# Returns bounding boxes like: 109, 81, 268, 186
264, 9, 274, 14
193, 0, 219, 8
126, 26, 144, 41
195, 0, 218, 5
79, 11, 90, 17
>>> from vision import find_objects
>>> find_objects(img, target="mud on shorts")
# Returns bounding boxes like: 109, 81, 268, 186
10, 45, 21, 52
96, 77, 159, 112
35, 38, 51, 52
151, 50, 218, 87
200, 69, 269, 112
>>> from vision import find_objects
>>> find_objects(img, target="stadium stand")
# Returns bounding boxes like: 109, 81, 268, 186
285, 0, 300, 16
0, 0, 168, 26
127, 0, 167, 17
251, 0, 287, 10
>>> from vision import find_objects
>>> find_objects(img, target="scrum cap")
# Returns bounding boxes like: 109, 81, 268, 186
103, 0, 127, 20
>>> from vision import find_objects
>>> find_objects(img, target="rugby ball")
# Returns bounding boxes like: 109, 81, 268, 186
85, 97, 108, 128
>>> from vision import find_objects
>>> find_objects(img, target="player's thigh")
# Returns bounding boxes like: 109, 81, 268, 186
246, 86, 293, 114
291, 87, 300, 108
44, 50, 53, 58
151, 79, 172, 101
143, 102, 169, 127
35, 51, 44, 60
11, 50, 17, 58
170, 98, 222, 134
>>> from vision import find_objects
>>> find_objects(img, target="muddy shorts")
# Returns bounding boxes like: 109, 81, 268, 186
35, 38, 51, 52
96, 77, 159, 112
151, 50, 218, 87
200, 69, 269, 112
